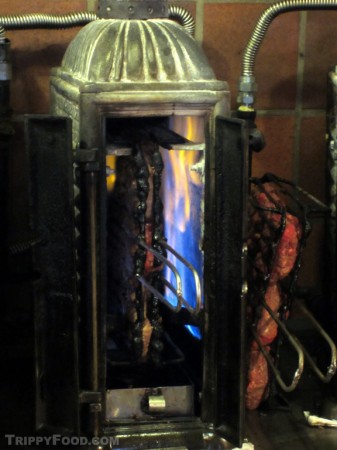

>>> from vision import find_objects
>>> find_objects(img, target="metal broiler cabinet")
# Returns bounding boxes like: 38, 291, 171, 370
26, 2, 249, 449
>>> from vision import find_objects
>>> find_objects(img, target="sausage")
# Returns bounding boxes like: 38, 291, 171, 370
246, 341, 270, 410
246, 183, 302, 409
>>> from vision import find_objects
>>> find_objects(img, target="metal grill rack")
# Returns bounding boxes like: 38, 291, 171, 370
247, 173, 337, 393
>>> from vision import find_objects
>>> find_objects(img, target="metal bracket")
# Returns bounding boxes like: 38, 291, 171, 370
79, 391, 102, 404
97, 0, 169, 20
75, 148, 98, 163
75, 148, 100, 172
79, 392, 102, 414
89, 403, 102, 413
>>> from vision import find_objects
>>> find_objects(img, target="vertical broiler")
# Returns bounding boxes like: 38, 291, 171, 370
24, 1, 248, 448
2, 0, 337, 449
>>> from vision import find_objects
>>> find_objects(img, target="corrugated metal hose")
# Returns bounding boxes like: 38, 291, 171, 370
238, 0, 337, 108
167, 5, 195, 35
0, 12, 97, 39
243, 0, 337, 78
0, 5, 195, 39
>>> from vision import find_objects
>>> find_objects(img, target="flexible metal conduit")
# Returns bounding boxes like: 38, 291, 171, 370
0, 12, 97, 39
239, 0, 337, 108
0, 6, 195, 39
168, 5, 195, 35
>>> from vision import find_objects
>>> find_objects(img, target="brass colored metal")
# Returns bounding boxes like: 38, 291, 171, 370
147, 394, 166, 413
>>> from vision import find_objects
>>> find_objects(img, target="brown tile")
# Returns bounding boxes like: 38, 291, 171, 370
0, 0, 87, 14
9, 28, 83, 114
298, 116, 326, 202
203, 3, 299, 111
303, 11, 337, 110
252, 115, 296, 180
1, 0, 88, 114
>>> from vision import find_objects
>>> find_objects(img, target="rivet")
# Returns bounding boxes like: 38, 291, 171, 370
106, 6, 111, 12
148, 7, 154, 14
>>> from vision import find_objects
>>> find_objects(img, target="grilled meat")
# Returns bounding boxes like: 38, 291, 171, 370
246, 182, 302, 409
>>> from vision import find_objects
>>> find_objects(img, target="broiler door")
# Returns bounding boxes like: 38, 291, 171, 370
204, 116, 248, 448
26, 116, 79, 434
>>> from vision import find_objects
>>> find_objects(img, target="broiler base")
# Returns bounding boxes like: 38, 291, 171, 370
106, 385, 194, 420
102, 420, 252, 449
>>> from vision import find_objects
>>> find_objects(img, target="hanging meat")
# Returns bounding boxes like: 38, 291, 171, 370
106, 138, 165, 364
246, 182, 302, 410
132, 140, 165, 363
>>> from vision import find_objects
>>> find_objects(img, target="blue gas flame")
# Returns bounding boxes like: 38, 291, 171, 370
185, 325, 202, 340
161, 146, 204, 338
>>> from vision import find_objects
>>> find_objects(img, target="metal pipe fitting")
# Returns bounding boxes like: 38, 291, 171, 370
237, 75, 257, 108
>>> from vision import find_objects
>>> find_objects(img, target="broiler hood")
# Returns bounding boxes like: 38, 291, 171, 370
50, 16, 229, 149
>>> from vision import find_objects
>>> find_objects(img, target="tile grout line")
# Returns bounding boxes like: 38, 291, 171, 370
293, 10, 307, 184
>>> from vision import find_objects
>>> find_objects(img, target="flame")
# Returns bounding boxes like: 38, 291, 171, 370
165, 116, 203, 233
106, 154, 116, 192
162, 116, 205, 312
166, 150, 201, 233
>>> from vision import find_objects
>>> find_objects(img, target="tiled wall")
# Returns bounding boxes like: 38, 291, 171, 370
2, 0, 335, 281
3, 0, 335, 189
185, 0, 335, 285
188, 1, 336, 204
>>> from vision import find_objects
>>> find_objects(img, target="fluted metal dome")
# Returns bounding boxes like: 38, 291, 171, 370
51, 17, 229, 149
61, 18, 216, 83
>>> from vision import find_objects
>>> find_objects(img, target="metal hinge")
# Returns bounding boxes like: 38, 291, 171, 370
75, 148, 100, 172
79, 391, 102, 413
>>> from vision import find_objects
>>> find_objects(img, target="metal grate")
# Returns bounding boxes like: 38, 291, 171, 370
246, 173, 336, 404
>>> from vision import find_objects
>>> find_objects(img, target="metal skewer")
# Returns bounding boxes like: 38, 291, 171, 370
138, 240, 183, 312
160, 239, 202, 314
295, 301, 337, 383
252, 299, 305, 392
137, 239, 202, 315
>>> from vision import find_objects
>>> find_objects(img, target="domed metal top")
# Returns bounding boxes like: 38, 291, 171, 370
60, 19, 217, 84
